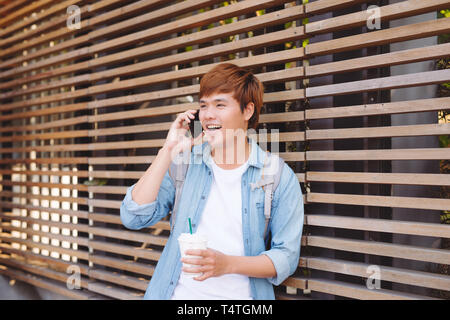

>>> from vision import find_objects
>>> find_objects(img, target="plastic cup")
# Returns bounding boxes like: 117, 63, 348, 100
177, 233, 208, 278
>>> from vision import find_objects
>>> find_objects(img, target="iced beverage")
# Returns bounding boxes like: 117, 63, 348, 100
177, 233, 208, 278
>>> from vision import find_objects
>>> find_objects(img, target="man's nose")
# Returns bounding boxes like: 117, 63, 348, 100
202, 106, 216, 119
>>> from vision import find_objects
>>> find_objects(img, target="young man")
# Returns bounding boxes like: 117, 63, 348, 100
120, 63, 304, 300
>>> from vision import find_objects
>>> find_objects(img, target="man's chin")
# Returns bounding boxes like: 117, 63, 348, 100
204, 128, 247, 150
203, 130, 221, 143
206, 138, 222, 150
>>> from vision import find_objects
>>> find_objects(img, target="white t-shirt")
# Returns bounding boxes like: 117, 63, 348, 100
171, 155, 253, 300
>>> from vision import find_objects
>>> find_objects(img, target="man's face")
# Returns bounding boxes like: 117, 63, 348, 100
198, 92, 254, 151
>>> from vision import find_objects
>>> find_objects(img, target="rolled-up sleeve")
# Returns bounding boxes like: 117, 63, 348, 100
260, 164, 304, 286
120, 170, 175, 230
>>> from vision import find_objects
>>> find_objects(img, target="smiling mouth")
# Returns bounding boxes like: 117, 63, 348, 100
205, 124, 222, 131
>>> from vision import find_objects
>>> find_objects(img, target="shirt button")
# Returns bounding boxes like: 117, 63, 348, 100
170, 281, 173, 285
201, 196, 205, 200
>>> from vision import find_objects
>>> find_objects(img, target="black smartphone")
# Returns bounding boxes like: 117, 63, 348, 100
188, 110, 201, 138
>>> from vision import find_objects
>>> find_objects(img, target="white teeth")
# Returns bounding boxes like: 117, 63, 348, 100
206, 125, 221, 129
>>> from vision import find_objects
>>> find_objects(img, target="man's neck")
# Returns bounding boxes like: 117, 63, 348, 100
211, 139, 251, 170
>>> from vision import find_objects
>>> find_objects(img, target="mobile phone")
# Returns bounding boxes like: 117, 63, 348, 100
189, 110, 201, 138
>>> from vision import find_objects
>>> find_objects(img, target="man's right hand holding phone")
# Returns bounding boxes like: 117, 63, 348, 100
163, 109, 203, 161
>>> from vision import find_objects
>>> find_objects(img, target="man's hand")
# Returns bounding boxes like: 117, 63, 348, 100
181, 248, 230, 281
181, 249, 277, 281
163, 109, 203, 159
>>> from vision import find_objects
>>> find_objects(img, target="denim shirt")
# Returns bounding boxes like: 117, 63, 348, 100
120, 138, 304, 300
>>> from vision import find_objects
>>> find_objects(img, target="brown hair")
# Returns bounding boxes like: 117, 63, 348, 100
199, 63, 264, 129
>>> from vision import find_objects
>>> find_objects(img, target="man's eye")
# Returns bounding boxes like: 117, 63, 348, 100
199, 105, 206, 108
217, 104, 225, 107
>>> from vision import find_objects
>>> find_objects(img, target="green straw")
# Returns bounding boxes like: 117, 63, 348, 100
188, 218, 193, 235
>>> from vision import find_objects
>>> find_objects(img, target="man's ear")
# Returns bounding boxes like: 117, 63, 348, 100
244, 102, 254, 121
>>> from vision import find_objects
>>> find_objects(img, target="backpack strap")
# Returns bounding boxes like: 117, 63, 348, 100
168, 160, 189, 233
250, 151, 285, 240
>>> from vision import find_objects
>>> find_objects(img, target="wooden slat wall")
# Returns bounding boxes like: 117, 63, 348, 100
0, 0, 449, 300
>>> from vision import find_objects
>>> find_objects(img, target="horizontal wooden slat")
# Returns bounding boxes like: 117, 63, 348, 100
306, 69, 450, 98
306, 235, 450, 265
90, 254, 154, 277
85, 170, 142, 179
306, 148, 450, 161
0, 180, 89, 192
306, 123, 450, 140
305, 0, 368, 15
305, 214, 450, 238
0, 169, 89, 178
0, 157, 89, 165
306, 43, 450, 78
307, 278, 438, 300
89, 268, 149, 291
0, 116, 88, 135
90, 213, 171, 231
305, 97, 450, 120
307, 171, 450, 186
0, 170, 137, 186
87, 281, 143, 300
90, 199, 122, 210
307, 193, 450, 211
276, 292, 313, 300
302, 256, 450, 291
88, 226, 168, 246
90, 240, 161, 261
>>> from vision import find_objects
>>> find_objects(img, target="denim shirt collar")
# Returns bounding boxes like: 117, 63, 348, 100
192, 136, 264, 169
